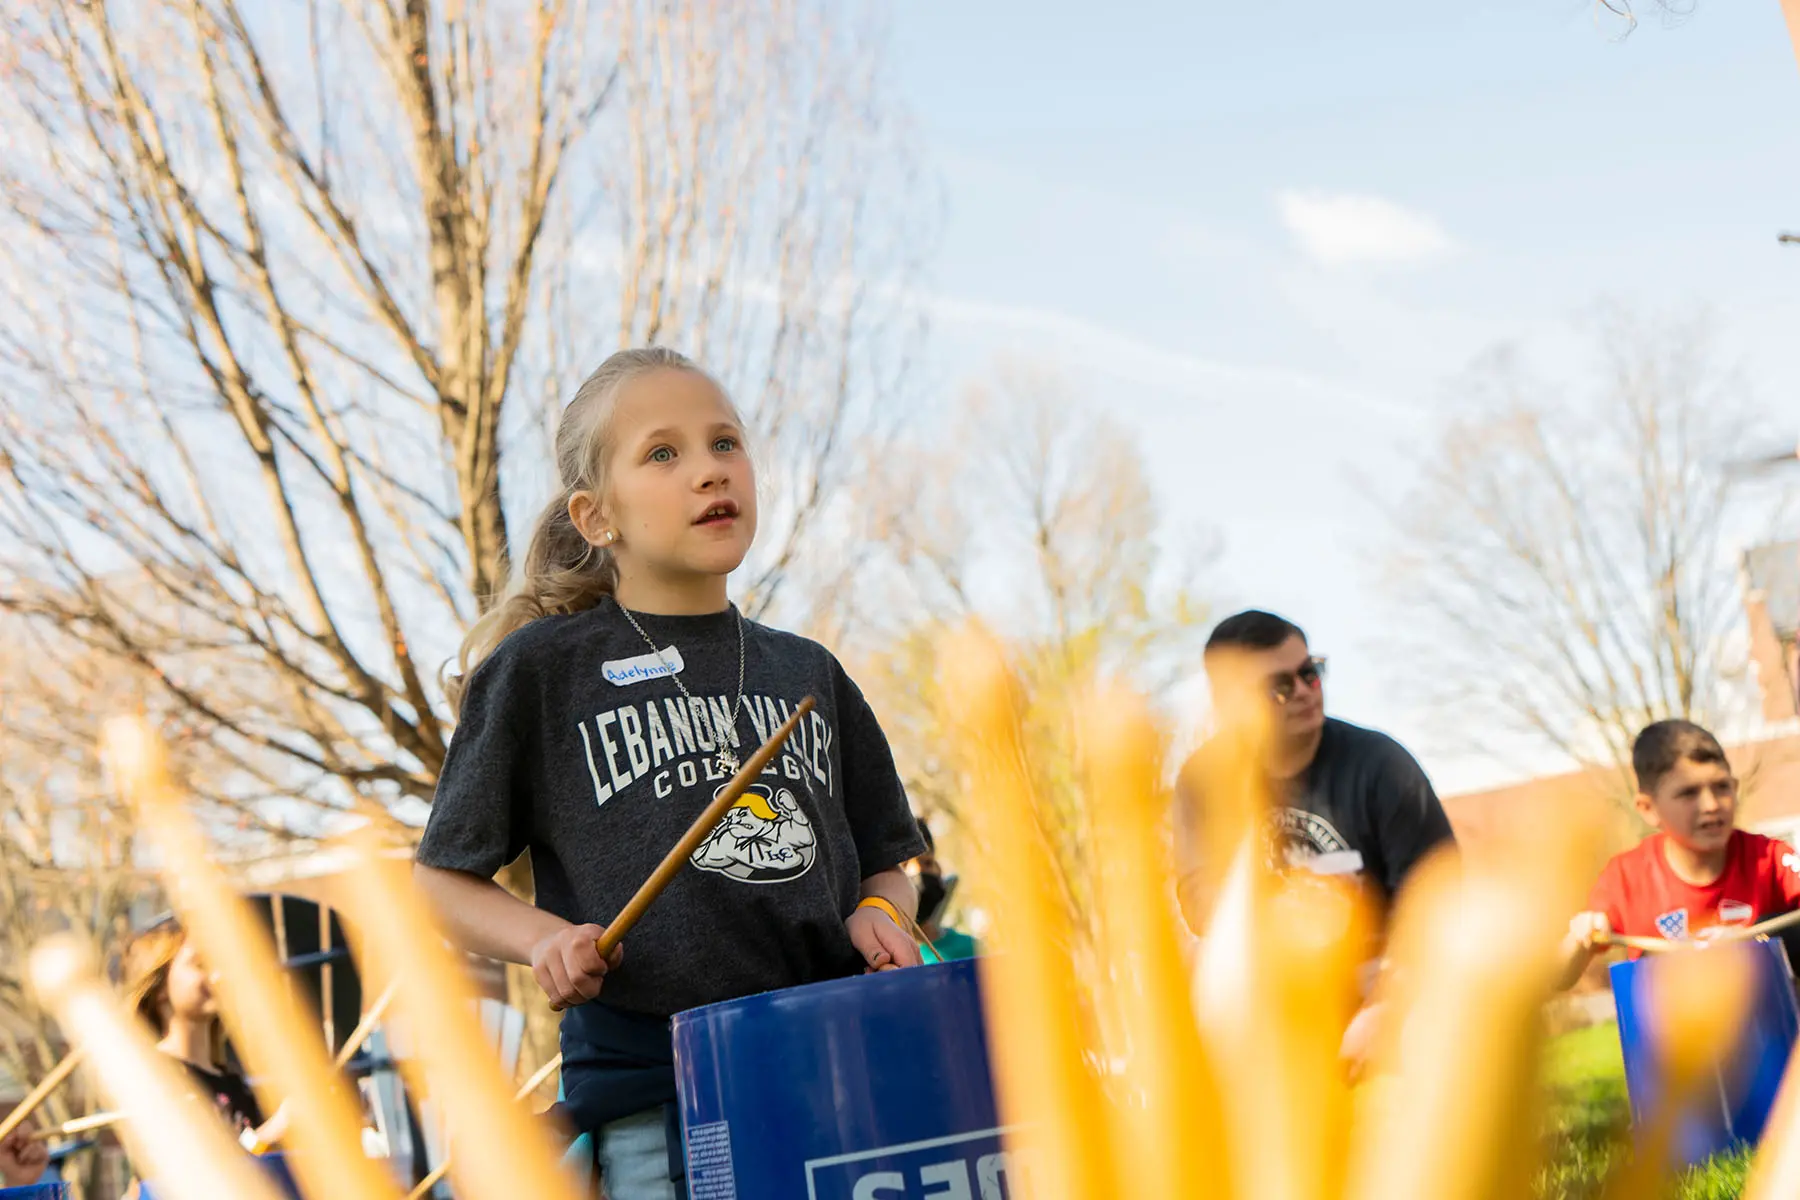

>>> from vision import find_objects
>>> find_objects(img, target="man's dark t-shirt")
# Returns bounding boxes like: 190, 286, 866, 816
1174, 717, 1456, 927
415, 600, 925, 1017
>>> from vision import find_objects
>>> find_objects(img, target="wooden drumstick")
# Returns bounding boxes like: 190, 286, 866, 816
29, 1110, 124, 1141
0, 1046, 85, 1144
402, 1054, 565, 1200
1595, 931, 1683, 955
547, 697, 816, 1012
1738, 907, 1800, 942
331, 979, 399, 1070
599, 697, 813, 958
248, 978, 400, 1152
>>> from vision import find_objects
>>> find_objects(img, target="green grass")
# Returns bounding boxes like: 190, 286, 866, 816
1535, 1023, 1754, 1200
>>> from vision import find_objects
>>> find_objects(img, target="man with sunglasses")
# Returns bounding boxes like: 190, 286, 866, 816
1174, 611, 1454, 1080
1174, 609, 1455, 931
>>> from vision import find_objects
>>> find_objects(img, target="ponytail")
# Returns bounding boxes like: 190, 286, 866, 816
447, 492, 618, 713
446, 346, 721, 715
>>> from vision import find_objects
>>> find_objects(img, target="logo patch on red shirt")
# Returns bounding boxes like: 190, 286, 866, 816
1655, 908, 1690, 940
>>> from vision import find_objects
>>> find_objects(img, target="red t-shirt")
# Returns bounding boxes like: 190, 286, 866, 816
1589, 830, 1800, 951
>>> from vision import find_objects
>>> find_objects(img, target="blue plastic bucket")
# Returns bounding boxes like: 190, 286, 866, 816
1610, 936, 1799, 1165
672, 958, 1015, 1200
0, 1184, 68, 1200
139, 1151, 301, 1200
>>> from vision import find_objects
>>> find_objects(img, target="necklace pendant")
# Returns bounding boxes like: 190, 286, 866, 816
717, 747, 741, 776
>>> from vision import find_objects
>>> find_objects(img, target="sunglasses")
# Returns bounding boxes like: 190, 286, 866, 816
1268, 657, 1327, 705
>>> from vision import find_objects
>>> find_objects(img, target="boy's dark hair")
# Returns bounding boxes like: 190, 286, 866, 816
1632, 719, 1729, 794
1204, 610, 1307, 656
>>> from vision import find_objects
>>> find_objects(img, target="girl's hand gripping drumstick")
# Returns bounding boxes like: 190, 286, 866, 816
546, 697, 816, 1013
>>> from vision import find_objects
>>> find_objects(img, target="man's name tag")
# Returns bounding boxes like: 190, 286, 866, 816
1300, 850, 1365, 878
602, 646, 684, 686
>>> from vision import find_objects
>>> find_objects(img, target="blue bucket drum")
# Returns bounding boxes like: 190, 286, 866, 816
1610, 936, 1800, 1165
672, 957, 1015, 1200
138, 1151, 302, 1200
0, 1184, 68, 1199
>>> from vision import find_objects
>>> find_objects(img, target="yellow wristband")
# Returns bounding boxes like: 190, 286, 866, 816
857, 896, 904, 927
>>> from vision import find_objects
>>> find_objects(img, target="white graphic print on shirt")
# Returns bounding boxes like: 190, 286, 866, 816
575, 692, 836, 809
690, 782, 818, 883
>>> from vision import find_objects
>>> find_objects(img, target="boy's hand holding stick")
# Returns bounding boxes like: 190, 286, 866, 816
547, 697, 817, 1013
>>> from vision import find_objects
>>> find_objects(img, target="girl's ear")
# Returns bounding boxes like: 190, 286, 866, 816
567, 490, 611, 547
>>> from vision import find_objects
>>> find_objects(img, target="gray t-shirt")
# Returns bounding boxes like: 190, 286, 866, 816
416, 600, 924, 1017
1174, 716, 1455, 929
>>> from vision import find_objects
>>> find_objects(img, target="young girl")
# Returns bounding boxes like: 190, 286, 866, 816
414, 347, 924, 1200
119, 918, 271, 1141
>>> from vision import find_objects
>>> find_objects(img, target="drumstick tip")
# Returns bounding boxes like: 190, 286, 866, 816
28, 934, 95, 1007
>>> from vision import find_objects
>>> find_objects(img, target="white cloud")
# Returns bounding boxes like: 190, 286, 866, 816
924, 291, 1416, 420
1275, 190, 1457, 267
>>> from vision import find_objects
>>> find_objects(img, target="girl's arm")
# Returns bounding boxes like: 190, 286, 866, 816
414, 864, 621, 1007
861, 867, 919, 925
414, 864, 565, 963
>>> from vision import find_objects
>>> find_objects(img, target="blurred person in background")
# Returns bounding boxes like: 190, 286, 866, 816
1175, 609, 1456, 1079
911, 820, 979, 963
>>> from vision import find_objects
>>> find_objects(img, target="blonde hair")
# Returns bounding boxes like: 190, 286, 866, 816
449, 347, 726, 713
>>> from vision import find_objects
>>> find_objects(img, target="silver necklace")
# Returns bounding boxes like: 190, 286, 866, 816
616, 599, 748, 776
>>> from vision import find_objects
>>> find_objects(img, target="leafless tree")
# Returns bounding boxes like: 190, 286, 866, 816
0, 0, 927, 834
0, 625, 165, 1199
851, 365, 1214, 946
1380, 312, 1761, 802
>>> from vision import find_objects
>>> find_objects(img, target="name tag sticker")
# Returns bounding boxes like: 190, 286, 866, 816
1302, 850, 1366, 878
602, 646, 684, 687
1720, 900, 1754, 924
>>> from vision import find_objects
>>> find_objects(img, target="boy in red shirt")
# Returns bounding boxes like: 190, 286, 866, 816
1560, 719, 1800, 987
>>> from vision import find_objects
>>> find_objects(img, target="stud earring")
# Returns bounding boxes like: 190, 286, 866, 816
604, 530, 617, 544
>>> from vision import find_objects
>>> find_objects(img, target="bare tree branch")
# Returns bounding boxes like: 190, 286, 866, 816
1378, 311, 1759, 805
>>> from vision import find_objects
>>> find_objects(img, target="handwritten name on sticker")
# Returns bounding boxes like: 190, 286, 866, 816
603, 646, 685, 687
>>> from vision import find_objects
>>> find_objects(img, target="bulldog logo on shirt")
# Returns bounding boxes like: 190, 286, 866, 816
691, 782, 817, 884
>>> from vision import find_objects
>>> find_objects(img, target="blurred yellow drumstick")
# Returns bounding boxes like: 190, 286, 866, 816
337, 827, 584, 1200
28, 936, 285, 1200
403, 1054, 565, 1200
250, 979, 401, 1152
940, 630, 1113, 1200
103, 717, 404, 1200
1082, 682, 1226, 1198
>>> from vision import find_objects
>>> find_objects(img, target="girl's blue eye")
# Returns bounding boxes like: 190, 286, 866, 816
713, 436, 738, 453
649, 446, 674, 463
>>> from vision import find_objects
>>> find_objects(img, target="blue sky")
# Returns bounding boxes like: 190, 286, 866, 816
885, 1, 1800, 793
